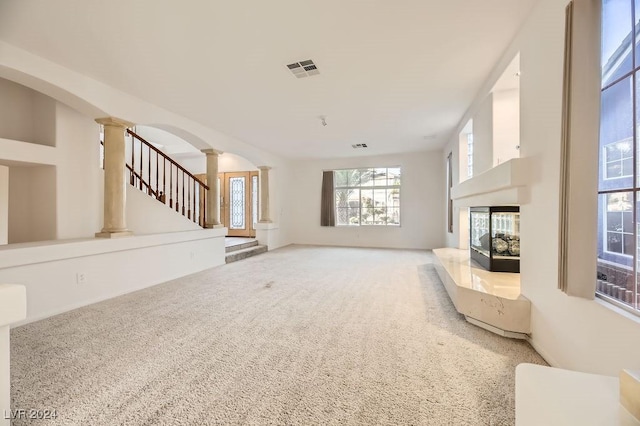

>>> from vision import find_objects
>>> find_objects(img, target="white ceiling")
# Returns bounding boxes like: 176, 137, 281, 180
0, 1, 536, 159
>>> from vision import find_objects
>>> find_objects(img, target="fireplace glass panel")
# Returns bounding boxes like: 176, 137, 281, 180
470, 206, 520, 272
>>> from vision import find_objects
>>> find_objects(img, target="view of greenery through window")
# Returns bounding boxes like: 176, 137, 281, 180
596, 0, 640, 312
334, 167, 401, 226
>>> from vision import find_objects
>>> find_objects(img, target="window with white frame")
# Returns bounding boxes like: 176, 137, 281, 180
603, 138, 633, 179
596, 0, 639, 311
334, 167, 401, 226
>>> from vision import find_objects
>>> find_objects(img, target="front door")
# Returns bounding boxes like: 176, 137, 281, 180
221, 171, 258, 237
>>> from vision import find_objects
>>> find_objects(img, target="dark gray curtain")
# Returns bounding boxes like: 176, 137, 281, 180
320, 171, 335, 226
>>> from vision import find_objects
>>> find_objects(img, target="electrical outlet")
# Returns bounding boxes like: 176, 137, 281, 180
76, 273, 87, 285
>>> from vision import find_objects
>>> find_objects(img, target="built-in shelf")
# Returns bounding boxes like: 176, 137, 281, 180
451, 157, 529, 207
0, 137, 57, 167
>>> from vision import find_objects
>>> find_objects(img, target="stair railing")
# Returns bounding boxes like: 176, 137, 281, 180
126, 129, 209, 227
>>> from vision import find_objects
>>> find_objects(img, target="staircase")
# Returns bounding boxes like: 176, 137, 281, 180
112, 129, 209, 227
225, 239, 268, 263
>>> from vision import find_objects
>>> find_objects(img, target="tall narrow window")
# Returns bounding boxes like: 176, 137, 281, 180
467, 133, 474, 179
597, 0, 639, 312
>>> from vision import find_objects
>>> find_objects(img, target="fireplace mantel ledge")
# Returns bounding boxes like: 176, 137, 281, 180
451, 158, 529, 206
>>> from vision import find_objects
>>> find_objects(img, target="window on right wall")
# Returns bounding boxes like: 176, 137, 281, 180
596, 0, 640, 312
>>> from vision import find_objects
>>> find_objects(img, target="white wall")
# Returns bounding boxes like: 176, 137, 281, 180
0, 230, 226, 324
8, 166, 56, 243
55, 102, 102, 239
135, 125, 199, 156
0, 166, 7, 245
492, 89, 520, 166
0, 78, 55, 146
126, 183, 202, 234
516, 0, 640, 375
289, 151, 444, 249
472, 94, 493, 175
220, 153, 257, 172
173, 151, 258, 176
0, 80, 102, 243
171, 154, 205, 175
443, 0, 640, 376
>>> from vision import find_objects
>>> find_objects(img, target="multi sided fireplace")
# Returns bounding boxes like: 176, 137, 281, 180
469, 206, 520, 273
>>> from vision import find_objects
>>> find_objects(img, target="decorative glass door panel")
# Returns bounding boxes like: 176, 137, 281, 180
229, 176, 246, 230
221, 171, 258, 237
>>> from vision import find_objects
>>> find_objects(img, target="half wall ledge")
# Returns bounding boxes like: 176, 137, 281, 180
433, 247, 530, 338
451, 157, 529, 207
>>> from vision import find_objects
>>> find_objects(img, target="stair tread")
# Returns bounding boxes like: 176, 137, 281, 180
225, 245, 268, 264
225, 245, 267, 256
225, 240, 259, 253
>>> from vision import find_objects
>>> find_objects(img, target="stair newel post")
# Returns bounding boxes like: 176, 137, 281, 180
95, 117, 134, 238
201, 149, 223, 228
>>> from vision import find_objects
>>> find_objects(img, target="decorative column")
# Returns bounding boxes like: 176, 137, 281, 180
258, 166, 272, 223
95, 117, 134, 238
201, 149, 223, 228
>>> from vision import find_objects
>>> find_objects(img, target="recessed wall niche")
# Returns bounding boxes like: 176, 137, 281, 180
491, 53, 520, 167
0, 78, 56, 147
7, 165, 57, 243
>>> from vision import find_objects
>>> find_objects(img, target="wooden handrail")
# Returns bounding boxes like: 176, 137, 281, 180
100, 130, 209, 227
126, 129, 209, 190
126, 164, 158, 198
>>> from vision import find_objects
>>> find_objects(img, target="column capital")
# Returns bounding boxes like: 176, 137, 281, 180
95, 116, 134, 128
201, 148, 223, 156
257, 166, 272, 171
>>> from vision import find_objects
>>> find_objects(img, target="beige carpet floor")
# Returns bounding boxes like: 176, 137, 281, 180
11, 245, 546, 425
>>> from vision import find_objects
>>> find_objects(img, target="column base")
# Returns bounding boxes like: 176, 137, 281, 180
95, 230, 134, 239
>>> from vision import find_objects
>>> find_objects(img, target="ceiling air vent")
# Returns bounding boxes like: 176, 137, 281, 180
286, 59, 320, 78
351, 143, 368, 149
